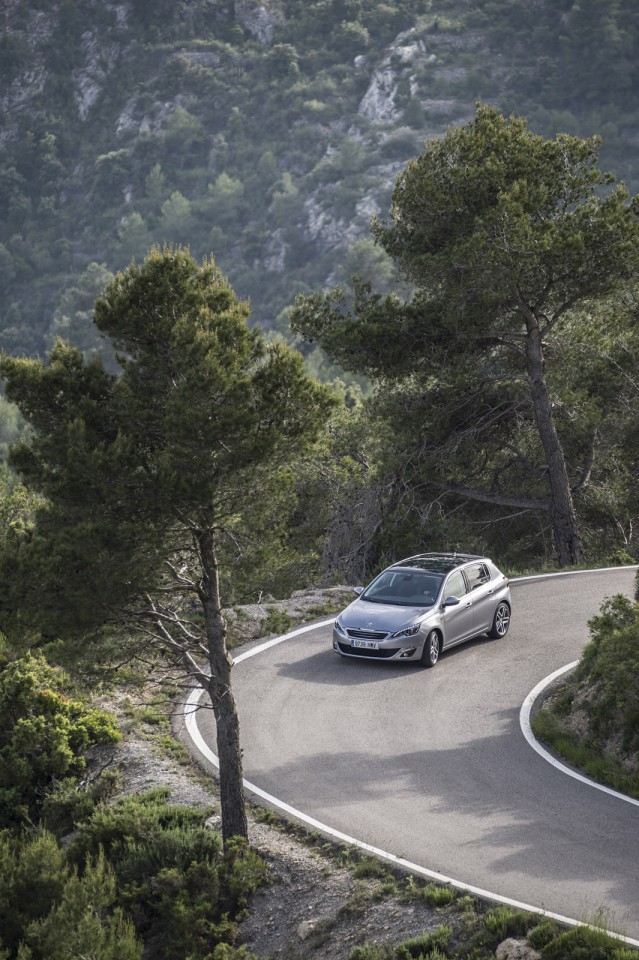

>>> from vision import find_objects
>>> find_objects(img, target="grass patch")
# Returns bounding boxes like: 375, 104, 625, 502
402, 876, 457, 907
349, 924, 452, 960
532, 707, 639, 800
353, 855, 390, 879
542, 925, 638, 960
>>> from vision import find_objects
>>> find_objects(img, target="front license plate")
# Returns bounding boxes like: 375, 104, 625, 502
351, 639, 379, 650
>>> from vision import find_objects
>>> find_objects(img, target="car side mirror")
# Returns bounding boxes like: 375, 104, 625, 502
443, 595, 460, 607
353, 586, 364, 596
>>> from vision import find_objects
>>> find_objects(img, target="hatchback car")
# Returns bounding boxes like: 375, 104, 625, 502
333, 553, 511, 667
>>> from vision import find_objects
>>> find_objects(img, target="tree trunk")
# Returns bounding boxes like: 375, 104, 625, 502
197, 527, 248, 844
525, 321, 584, 566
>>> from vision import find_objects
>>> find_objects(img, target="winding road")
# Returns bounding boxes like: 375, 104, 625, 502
186, 568, 639, 942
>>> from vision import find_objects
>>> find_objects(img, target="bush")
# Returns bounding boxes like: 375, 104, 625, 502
0, 829, 67, 954
527, 919, 561, 949
541, 925, 637, 960
68, 790, 267, 960
22, 849, 142, 960
0, 832, 143, 960
395, 925, 451, 959
0, 653, 120, 827
478, 907, 535, 950
576, 596, 639, 756
0, 790, 266, 960
40, 770, 121, 836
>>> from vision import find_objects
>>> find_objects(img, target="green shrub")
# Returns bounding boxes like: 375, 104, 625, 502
481, 907, 535, 946
395, 925, 452, 958
68, 791, 267, 960
352, 855, 388, 878
577, 596, 639, 755
40, 770, 121, 836
0, 831, 143, 960
0, 791, 265, 960
421, 884, 457, 907
402, 876, 456, 907
259, 607, 293, 636
527, 919, 561, 949
349, 945, 394, 960
23, 849, 142, 960
541, 925, 637, 960
0, 653, 120, 827
0, 829, 67, 954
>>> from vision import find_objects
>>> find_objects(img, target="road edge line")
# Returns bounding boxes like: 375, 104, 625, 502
519, 664, 639, 809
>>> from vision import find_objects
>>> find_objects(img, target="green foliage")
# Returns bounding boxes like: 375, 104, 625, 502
532, 594, 639, 797
0, 653, 120, 828
481, 907, 535, 943
541, 925, 638, 960
396, 925, 451, 958
352, 855, 388, 879
292, 104, 639, 570
526, 919, 562, 950
0, 790, 265, 960
531, 707, 639, 800
0, 830, 68, 954
0, 246, 335, 638
67, 791, 267, 960
23, 849, 142, 960
259, 607, 294, 637
350, 923, 452, 960
39, 771, 121, 837
4, 0, 639, 365
576, 595, 639, 755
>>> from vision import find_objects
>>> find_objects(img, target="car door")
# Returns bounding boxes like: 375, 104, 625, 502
440, 569, 474, 648
463, 561, 494, 633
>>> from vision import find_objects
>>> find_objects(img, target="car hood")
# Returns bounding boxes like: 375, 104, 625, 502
339, 598, 436, 633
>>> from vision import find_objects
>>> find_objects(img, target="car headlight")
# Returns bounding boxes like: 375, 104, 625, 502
335, 619, 346, 635
391, 624, 420, 639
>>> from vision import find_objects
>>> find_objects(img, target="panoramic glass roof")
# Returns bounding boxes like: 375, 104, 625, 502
392, 554, 481, 574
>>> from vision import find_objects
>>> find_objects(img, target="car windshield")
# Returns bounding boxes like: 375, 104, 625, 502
361, 569, 444, 606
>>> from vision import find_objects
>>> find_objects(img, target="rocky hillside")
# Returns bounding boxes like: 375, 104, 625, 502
2, 0, 639, 366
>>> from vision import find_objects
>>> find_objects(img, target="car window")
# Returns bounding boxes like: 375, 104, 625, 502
464, 562, 490, 590
363, 570, 443, 606
444, 570, 467, 598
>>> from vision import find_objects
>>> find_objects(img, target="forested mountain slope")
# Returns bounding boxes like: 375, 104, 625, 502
1, 0, 639, 360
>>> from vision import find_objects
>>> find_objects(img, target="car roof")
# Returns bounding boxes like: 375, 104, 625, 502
389, 552, 487, 575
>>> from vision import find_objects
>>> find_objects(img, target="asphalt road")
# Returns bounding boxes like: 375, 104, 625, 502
192, 568, 639, 939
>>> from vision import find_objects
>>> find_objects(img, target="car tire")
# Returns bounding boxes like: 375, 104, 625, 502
488, 602, 510, 639
421, 629, 440, 668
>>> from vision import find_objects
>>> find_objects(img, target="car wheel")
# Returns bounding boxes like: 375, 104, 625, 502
421, 629, 440, 668
488, 602, 510, 639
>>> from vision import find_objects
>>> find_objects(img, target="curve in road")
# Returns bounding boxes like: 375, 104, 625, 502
184, 567, 639, 945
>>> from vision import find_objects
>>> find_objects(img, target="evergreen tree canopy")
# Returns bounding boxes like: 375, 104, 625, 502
292, 105, 639, 566
0, 246, 336, 841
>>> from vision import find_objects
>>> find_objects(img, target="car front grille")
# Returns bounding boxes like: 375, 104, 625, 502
337, 642, 399, 659
346, 628, 388, 640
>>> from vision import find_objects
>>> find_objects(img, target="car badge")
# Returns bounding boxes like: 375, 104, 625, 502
366, 622, 373, 629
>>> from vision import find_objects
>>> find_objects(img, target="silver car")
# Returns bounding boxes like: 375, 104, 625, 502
333, 552, 511, 667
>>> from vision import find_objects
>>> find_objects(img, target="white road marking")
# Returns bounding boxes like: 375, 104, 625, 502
519, 662, 639, 809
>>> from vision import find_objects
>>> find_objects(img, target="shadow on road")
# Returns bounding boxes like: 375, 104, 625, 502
274, 635, 496, 686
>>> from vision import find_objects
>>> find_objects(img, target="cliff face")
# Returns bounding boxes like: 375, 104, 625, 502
1, 0, 638, 358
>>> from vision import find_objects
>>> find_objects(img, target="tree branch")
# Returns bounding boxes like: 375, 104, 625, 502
444, 484, 550, 511
572, 429, 597, 496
